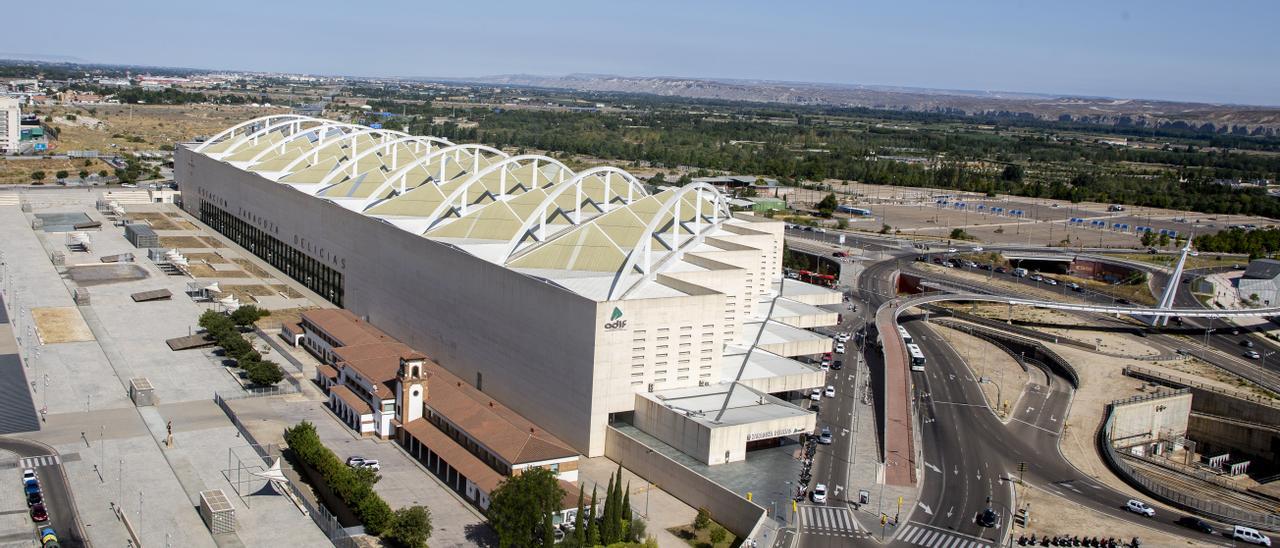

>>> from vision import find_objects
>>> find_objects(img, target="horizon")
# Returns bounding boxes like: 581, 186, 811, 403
4, 1, 1279, 107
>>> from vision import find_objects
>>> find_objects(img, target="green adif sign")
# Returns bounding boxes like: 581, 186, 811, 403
604, 307, 627, 330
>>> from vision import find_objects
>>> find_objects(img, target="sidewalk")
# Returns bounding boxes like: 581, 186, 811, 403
847, 342, 918, 539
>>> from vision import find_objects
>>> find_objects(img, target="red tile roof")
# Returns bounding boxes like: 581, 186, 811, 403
403, 419, 504, 493
301, 309, 392, 347
330, 385, 373, 416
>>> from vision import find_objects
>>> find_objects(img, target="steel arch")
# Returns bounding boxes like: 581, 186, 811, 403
194, 114, 313, 152
325, 135, 457, 184
321, 143, 508, 209
417, 154, 574, 230
244, 122, 368, 166
219, 117, 333, 156
275, 127, 411, 177
499, 166, 648, 262
606, 182, 731, 300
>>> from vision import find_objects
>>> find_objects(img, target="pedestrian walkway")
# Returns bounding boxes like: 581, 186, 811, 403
797, 504, 869, 539
896, 522, 995, 548
19, 454, 60, 468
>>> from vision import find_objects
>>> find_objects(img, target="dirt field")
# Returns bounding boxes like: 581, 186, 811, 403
0, 157, 116, 184
232, 259, 269, 277
34, 104, 288, 153
157, 236, 210, 249
127, 213, 181, 230
256, 306, 321, 330
200, 236, 227, 248
31, 307, 95, 343
1018, 481, 1199, 545
185, 252, 229, 264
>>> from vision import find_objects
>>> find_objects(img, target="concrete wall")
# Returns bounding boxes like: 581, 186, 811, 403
179, 149, 604, 455
1188, 414, 1279, 463
604, 426, 766, 540
1110, 391, 1192, 445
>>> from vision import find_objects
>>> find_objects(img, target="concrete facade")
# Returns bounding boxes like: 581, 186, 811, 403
0, 96, 18, 154
1109, 391, 1193, 446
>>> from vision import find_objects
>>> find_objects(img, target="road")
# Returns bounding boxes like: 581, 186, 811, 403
786, 236, 1235, 547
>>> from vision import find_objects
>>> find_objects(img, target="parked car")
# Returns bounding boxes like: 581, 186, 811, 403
26, 489, 42, 507
835, 332, 851, 343
345, 457, 380, 471
972, 246, 984, 252
810, 388, 822, 402
1043, 278, 1058, 286
977, 508, 999, 528
1030, 274, 1044, 282
947, 248, 957, 253
1125, 499, 1155, 517
29, 503, 48, 523
811, 484, 828, 504
1174, 516, 1213, 534
1067, 282, 1082, 292
824, 385, 836, 398
1234, 526, 1272, 546
834, 343, 846, 354
818, 426, 832, 445
22, 469, 37, 486
39, 527, 57, 545
995, 266, 1007, 274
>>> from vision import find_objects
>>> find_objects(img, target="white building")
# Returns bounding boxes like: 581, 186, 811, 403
0, 96, 20, 154
178, 115, 836, 463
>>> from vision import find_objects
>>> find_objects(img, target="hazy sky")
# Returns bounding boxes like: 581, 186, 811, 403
6, 0, 1278, 105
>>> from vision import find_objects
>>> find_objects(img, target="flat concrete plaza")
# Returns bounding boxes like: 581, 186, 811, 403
0, 189, 328, 547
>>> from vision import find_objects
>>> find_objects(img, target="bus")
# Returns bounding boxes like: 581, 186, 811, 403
897, 325, 913, 345
907, 343, 926, 372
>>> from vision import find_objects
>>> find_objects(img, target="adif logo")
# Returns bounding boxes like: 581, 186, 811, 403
604, 307, 627, 331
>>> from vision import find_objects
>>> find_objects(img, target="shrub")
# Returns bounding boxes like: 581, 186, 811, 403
385, 506, 433, 548
709, 525, 726, 545
283, 421, 398, 537
694, 507, 711, 530
231, 304, 269, 327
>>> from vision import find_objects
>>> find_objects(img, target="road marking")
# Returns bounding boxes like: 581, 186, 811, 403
899, 523, 996, 548
926, 462, 941, 473
918, 502, 933, 515
18, 455, 60, 469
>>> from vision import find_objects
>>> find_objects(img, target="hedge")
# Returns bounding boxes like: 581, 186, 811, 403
284, 421, 394, 535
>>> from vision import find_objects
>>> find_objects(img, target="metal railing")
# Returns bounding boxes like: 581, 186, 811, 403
1097, 400, 1280, 531
1123, 365, 1280, 409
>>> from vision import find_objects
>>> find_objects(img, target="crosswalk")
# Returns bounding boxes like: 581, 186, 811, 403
798, 505, 868, 538
19, 454, 61, 469
897, 523, 994, 548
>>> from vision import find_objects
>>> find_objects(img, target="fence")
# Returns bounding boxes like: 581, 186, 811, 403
1097, 399, 1280, 531
212, 391, 358, 547
1123, 365, 1280, 409
932, 318, 1081, 389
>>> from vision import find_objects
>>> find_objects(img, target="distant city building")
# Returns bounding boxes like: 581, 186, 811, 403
0, 96, 20, 154
691, 175, 780, 195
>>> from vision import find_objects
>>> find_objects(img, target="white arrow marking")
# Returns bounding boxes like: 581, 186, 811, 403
1026, 406, 1035, 414
954, 466, 959, 475
946, 506, 954, 518
918, 502, 933, 515
926, 462, 941, 474
977, 471, 982, 480
1049, 415, 1057, 422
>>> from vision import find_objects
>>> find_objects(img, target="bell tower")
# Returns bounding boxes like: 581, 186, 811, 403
397, 353, 426, 426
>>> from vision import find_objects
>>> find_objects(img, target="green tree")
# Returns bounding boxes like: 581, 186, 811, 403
694, 507, 711, 530
621, 483, 631, 539
816, 193, 838, 216
1140, 231, 1156, 247
676, 173, 692, 186
30, 171, 45, 182
879, 224, 892, 234
949, 228, 971, 240
648, 173, 666, 186
1001, 164, 1024, 182
98, 170, 108, 178
1158, 233, 1171, 247
573, 484, 586, 545
585, 487, 599, 547
542, 511, 555, 548
836, 218, 848, 230
488, 467, 566, 548
245, 359, 284, 386
230, 304, 268, 327
78, 170, 88, 179
385, 506, 432, 548
629, 516, 647, 543
55, 170, 69, 180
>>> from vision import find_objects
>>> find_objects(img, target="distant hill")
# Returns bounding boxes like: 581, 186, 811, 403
449, 73, 1280, 135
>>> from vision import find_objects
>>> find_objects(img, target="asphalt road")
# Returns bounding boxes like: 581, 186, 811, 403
787, 236, 1236, 547
0, 438, 85, 548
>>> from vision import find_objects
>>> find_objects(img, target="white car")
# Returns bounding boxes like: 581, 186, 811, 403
835, 333, 851, 343
346, 457, 381, 471
1246, 350, 1262, 360
824, 385, 836, 398
818, 426, 832, 445
21, 469, 37, 486
1233, 526, 1272, 546
1125, 499, 1155, 517
947, 248, 958, 253
811, 484, 828, 504
972, 246, 984, 251
810, 388, 822, 401
834, 343, 846, 354
1044, 278, 1058, 286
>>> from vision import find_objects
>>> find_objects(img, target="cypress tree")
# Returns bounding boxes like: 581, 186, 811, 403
621, 482, 632, 539
586, 487, 599, 547
542, 510, 555, 548
603, 473, 617, 543
573, 483, 585, 545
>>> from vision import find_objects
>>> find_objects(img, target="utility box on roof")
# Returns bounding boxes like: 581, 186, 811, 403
199, 489, 236, 534
129, 377, 156, 406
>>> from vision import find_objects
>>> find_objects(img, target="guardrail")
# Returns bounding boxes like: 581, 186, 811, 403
1097, 396, 1280, 531
931, 318, 1081, 389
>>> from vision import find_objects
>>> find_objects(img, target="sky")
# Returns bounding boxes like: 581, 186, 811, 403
6, 0, 1279, 106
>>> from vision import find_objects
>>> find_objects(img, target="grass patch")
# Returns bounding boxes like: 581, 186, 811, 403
1111, 253, 1241, 270
667, 524, 737, 548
